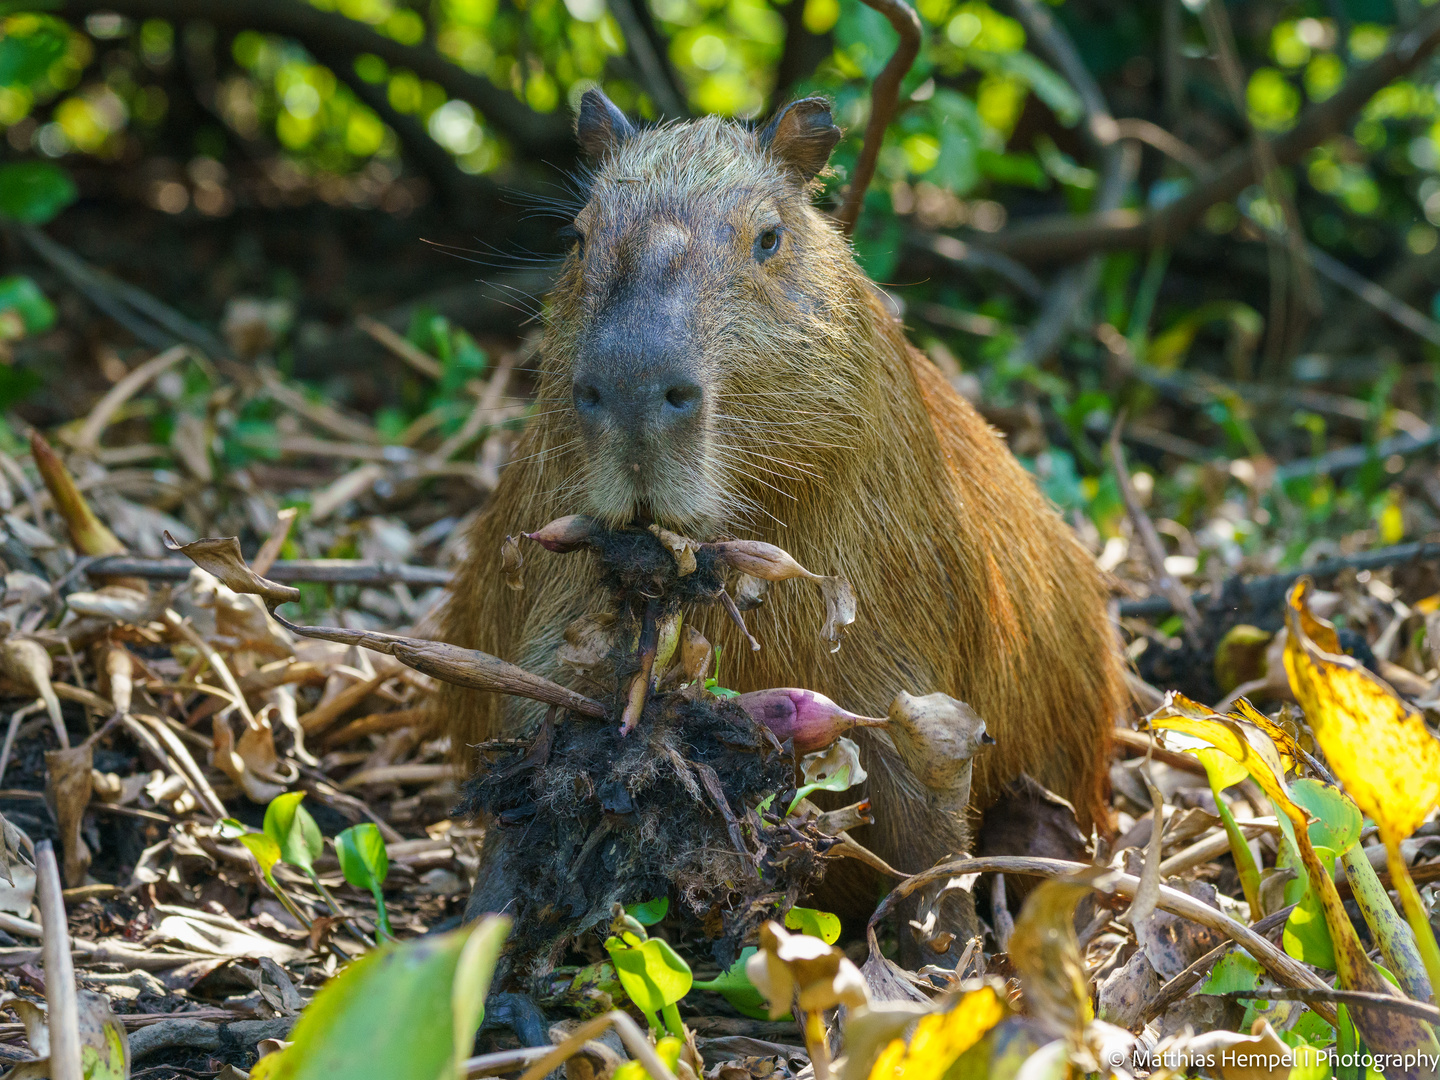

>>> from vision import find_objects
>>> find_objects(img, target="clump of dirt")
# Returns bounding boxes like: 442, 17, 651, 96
455, 524, 836, 979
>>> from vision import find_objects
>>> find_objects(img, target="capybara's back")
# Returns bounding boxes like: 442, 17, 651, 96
438, 91, 1125, 902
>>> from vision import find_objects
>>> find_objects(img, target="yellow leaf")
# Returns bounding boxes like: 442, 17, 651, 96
1007, 878, 1094, 1041
865, 986, 1005, 1080
1283, 578, 1440, 844
1149, 690, 1440, 1062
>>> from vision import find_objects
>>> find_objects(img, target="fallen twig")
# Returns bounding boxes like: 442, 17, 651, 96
82, 555, 452, 587
1108, 420, 1200, 642
868, 854, 1341, 1023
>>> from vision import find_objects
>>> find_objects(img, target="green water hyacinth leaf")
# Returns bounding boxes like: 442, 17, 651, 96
1284, 844, 1338, 970
784, 906, 841, 944
265, 791, 323, 872
625, 896, 669, 926
239, 831, 282, 879
337, 822, 392, 939
693, 947, 775, 1019
1289, 777, 1363, 854
605, 933, 693, 1036
251, 915, 509, 1080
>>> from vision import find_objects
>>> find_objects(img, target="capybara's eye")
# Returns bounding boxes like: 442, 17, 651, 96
560, 223, 585, 256
754, 227, 782, 262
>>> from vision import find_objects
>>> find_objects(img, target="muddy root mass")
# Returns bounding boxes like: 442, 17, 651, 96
457, 690, 833, 974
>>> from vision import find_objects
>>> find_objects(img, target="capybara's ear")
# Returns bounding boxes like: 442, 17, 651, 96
758, 98, 842, 181
576, 88, 635, 160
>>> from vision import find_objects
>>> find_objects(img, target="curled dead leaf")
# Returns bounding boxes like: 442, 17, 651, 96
557, 613, 615, 679
65, 585, 158, 624
818, 575, 857, 651
103, 647, 132, 716
501, 535, 524, 592
0, 638, 63, 746
44, 743, 93, 887
162, 533, 301, 610
212, 714, 288, 804
745, 920, 869, 1019
648, 524, 699, 576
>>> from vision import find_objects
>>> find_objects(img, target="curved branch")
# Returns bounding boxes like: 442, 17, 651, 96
834, 0, 922, 235
57, 0, 572, 158
607, 0, 688, 119
1008, 0, 1134, 365
972, 3, 1440, 264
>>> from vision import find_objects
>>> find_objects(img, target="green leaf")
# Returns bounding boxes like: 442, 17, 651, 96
239, 831, 282, 878
604, 934, 693, 1016
1288, 778, 1363, 855
217, 817, 249, 839
337, 822, 393, 939
693, 948, 777, 1020
0, 161, 77, 225
1284, 845, 1339, 970
784, 906, 842, 944
0, 276, 54, 339
251, 916, 510, 1080
0, 25, 65, 87
264, 791, 323, 872
787, 736, 866, 815
336, 823, 389, 891
1200, 949, 1262, 995
625, 896, 669, 926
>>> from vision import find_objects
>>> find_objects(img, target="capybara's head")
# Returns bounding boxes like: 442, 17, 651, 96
545, 89, 885, 536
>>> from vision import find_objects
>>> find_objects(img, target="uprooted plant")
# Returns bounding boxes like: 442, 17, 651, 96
162, 517, 993, 984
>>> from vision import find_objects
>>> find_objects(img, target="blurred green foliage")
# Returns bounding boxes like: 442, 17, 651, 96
2, 0, 1440, 575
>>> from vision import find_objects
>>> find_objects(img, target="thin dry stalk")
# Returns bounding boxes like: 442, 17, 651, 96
833, 0, 922, 234
1107, 421, 1200, 643
37, 840, 82, 1080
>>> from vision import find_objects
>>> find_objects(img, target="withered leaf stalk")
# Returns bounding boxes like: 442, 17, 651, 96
165, 532, 606, 719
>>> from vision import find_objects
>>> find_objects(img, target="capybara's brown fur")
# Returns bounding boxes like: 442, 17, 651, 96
438, 93, 1125, 912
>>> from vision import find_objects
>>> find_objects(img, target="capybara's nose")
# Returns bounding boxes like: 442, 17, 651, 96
573, 371, 703, 436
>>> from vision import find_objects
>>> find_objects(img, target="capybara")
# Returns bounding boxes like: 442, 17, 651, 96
438, 89, 1125, 915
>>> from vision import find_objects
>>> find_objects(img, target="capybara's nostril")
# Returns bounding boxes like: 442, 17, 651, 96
574, 381, 603, 414
663, 381, 702, 415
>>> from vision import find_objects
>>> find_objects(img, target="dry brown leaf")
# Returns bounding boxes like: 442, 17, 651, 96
212, 714, 288, 804
500, 535, 524, 591
648, 524, 699, 576
43, 743, 93, 887
0, 638, 63, 745
557, 613, 616, 679
64, 585, 158, 624
162, 533, 301, 610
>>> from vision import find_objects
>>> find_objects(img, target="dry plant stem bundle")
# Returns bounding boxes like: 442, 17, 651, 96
525, 516, 856, 734
160, 532, 605, 718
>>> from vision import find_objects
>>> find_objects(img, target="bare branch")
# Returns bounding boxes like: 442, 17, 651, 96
970, 3, 1440, 264
834, 0, 922, 234
607, 0, 688, 119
